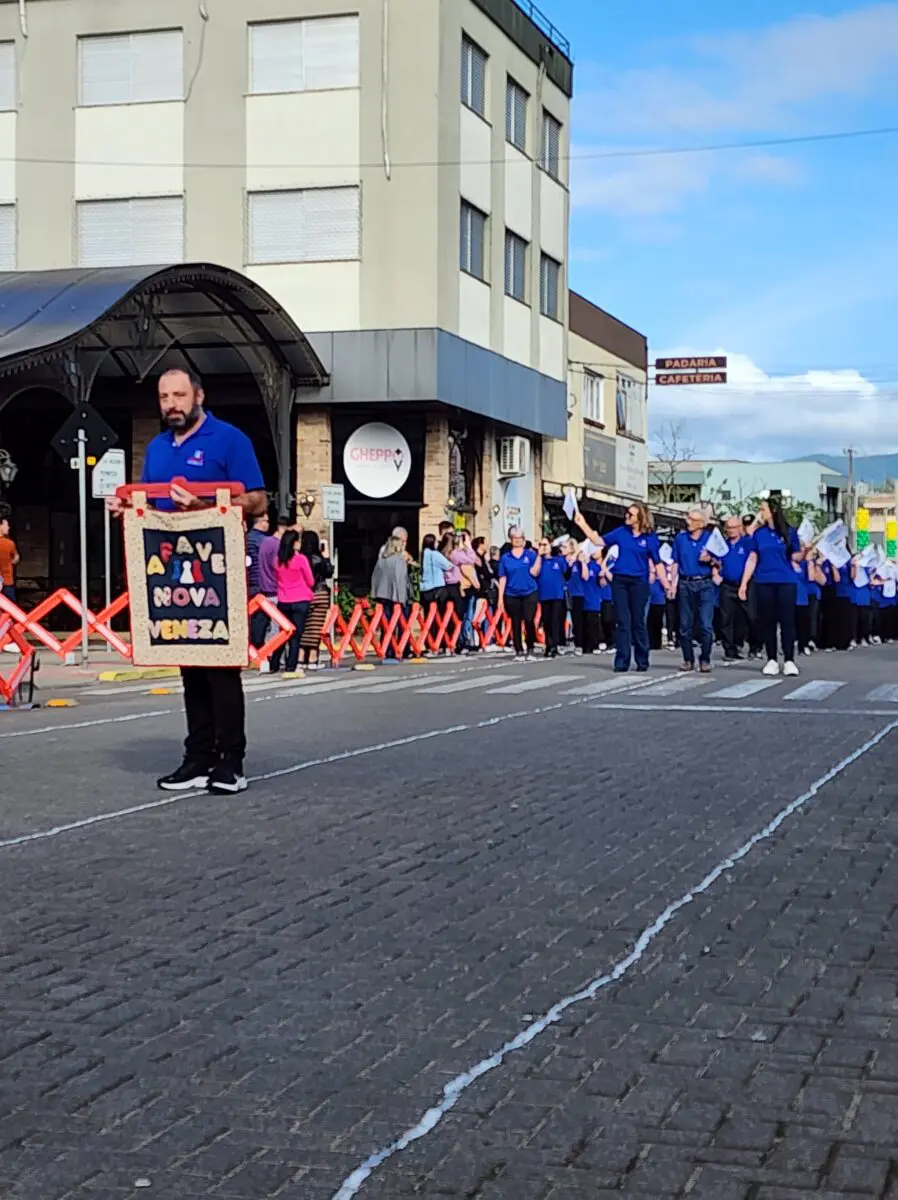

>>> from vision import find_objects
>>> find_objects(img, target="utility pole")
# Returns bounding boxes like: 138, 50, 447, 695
844, 446, 857, 535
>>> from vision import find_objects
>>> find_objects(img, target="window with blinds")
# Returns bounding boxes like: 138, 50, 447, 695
78, 30, 183, 106
504, 230, 527, 302
505, 78, 528, 152
249, 16, 359, 94
247, 188, 360, 264
460, 201, 487, 280
0, 43, 15, 111
76, 197, 184, 266
583, 371, 603, 424
460, 36, 487, 117
539, 253, 560, 320
540, 110, 562, 180
0, 205, 15, 269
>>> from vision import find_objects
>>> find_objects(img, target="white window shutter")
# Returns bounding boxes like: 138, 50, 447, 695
302, 17, 359, 90
79, 31, 182, 105
79, 34, 131, 106
130, 31, 183, 103
0, 206, 16, 269
0, 44, 15, 111
248, 189, 360, 264
77, 198, 184, 267
250, 22, 305, 94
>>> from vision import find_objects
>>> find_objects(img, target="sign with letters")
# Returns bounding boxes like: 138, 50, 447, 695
122, 488, 249, 667
321, 484, 345, 522
653, 355, 728, 386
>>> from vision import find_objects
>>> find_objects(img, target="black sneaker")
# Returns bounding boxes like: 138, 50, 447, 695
157, 760, 211, 791
208, 761, 248, 794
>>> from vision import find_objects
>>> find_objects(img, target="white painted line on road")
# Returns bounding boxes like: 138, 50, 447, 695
559, 677, 646, 697
418, 673, 522, 695
586, 701, 898, 718
486, 674, 581, 695
783, 680, 846, 702
636, 675, 710, 697
329, 717, 898, 1200
866, 684, 898, 703
0, 709, 173, 741
356, 675, 483, 695
706, 678, 782, 700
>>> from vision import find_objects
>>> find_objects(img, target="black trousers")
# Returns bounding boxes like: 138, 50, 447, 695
665, 598, 679, 647
719, 581, 748, 658
270, 601, 310, 673
832, 595, 854, 650
647, 604, 664, 650
755, 582, 797, 663
583, 609, 602, 654
541, 598, 565, 655
506, 593, 537, 654
796, 604, 811, 653
570, 596, 585, 649
181, 666, 246, 766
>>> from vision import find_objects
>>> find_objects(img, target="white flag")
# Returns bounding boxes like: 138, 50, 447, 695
797, 516, 815, 545
854, 564, 869, 588
705, 527, 729, 558
563, 487, 578, 521
605, 544, 619, 563
660, 542, 674, 565
858, 544, 877, 569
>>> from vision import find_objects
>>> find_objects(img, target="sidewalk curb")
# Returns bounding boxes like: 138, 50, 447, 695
96, 667, 181, 683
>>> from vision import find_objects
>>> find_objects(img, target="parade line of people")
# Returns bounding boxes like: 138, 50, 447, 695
302, 497, 896, 676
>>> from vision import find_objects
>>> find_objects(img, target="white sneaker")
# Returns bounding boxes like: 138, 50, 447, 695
574, 648, 584, 657
762, 659, 780, 676
599, 643, 608, 652
525, 654, 537, 662
783, 660, 800, 677
802, 647, 812, 656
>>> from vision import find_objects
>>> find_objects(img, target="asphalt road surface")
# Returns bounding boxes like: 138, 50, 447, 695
4, 646, 898, 1199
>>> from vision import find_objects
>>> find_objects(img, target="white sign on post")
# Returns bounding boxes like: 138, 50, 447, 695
92, 448, 127, 499
321, 484, 346, 523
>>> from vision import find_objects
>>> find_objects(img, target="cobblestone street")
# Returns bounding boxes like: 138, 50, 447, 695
3, 652, 898, 1198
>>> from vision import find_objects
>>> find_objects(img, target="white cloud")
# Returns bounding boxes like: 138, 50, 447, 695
648, 351, 897, 459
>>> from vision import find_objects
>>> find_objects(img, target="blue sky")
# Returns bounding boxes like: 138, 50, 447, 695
551, 0, 898, 459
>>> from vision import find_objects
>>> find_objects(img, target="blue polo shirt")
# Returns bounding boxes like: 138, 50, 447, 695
603, 526, 661, 580
650, 578, 666, 606
583, 560, 604, 612
567, 557, 585, 599
537, 554, 568, 602
720, 536, 752, 585
672, 530, 712, 578
794, 562, 808, 606
748, 524, 801, 585
141, 412, 265, 509
498, 548, 538, 598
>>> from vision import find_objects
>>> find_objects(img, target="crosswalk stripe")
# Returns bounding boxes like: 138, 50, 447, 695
418, 673, 522, 695
637, 675, 710, 697
487, 674, 582, 695
783, 680, 846, 702
560, 677, 645, 697
706, 679, 782, 700
355, 676, 449, 694
866, 684, 898, 703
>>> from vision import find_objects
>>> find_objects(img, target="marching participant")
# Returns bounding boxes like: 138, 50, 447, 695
737, 496, 803, 676
496, 526, 541, 661
670, 507, 715, 673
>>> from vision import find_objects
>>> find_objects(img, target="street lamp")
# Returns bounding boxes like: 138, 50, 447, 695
0, 448, 17, 493
297, 491, 315, 519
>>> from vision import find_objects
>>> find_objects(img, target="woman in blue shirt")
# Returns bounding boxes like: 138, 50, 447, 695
565, 538, 586, 655
497, 527, 541, 660
419, 533, 453, 613
738, 496, 803, 676
850, 557, 872, 647
536, 537, 569, 658
574, 503, 667, 672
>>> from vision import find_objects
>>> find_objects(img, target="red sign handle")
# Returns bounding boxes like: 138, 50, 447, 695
116, 477, 247, 501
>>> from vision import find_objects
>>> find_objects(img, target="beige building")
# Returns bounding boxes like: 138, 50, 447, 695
0, 0, 572, 590
542, 291, 651, 532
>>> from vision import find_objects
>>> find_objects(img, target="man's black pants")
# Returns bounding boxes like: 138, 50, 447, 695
719, 581, 748, 658
181, 666, 246, 767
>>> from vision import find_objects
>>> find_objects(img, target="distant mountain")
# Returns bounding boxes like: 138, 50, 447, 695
795, 453, 898, 487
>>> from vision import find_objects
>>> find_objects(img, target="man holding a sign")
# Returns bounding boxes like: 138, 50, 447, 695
107, 367, 267, 795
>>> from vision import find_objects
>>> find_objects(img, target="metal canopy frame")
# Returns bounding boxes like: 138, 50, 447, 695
0, 263, 330, 513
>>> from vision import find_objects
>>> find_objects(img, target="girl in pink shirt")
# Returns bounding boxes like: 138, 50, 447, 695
271, 531, 315, 674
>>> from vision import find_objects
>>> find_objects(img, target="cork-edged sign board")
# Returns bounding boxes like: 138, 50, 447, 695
122, 488, 249, 668
655, 372, 727, 386
654, 356, 727, 371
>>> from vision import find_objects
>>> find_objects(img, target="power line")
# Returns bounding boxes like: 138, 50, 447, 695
3, 124, 896, 173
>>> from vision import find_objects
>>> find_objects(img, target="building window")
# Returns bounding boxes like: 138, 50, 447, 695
617, 373, 640, 435
504, 230, 527, 302
460, 201, 487, 280
505, 78, 528, 152
249, 16, 359, 94
461, 36, 487, 117
78, 31, 183, 106
76, 197, 184, 266
539, 253, 560, 319
0, 43, 15, 111
540, 110, 562, 180
583, 371, 603, 424
247, 187, 360, 264
0, 204, 15, 269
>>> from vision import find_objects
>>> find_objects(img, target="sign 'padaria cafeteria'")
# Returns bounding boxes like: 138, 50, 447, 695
653, 355, 728, 386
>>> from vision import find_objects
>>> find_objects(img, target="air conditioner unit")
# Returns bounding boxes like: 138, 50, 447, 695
498, 436, 530, 477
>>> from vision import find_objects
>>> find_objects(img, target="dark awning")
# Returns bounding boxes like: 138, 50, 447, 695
0, 263, 329, 388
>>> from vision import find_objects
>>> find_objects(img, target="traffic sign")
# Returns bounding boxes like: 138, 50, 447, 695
655, 372, 727, 386
92, 448, 127, 499
321, 484, 345, 522
50, 403, 118, 464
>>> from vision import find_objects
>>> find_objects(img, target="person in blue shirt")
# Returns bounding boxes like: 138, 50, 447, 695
106, 367, 267, 795
648, 564, 666, 651
574, 502, 668, 672
850, 556, 873, 647
535, 536, 569, 658
565, 538, 586, 655
738, 496, 803, 676
497, 527, 541, 660
670, 507, 715, 673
